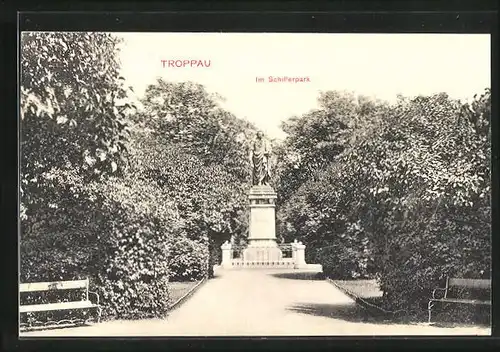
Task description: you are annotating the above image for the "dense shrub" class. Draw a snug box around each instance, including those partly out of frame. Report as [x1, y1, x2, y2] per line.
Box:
[276, 90, 491, 318]
[20, 131, 183, 320]
[361, 92, 491, 313]
[96, 216, 171, 319]
[20, 169, 111, 285]
[85, 148, 184, 319]
[280, 182, 375, 279]
[311, 244, 375, 280]
[20, 32, 252, 322]
[278, 176, 377, 280]
[276, 92, 386, 279]
[168, 237, 209, 282]
[138, 81, 257, 277]
[20, 179, 178, 320]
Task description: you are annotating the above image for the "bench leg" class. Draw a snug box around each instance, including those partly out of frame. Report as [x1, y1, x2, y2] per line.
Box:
[428, 301, 434, 324]
[97, 307, 102, 323]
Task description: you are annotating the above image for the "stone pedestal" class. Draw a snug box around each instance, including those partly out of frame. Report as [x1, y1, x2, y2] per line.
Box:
[292, 241, 307, 269]
[243, 185, 282, 262]
[247, 185, 278, 245]
[217, 184, 323, 271]
[221, 241, 233, 269]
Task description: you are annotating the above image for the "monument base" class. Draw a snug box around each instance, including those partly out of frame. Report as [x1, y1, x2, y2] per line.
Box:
[220, 240, 323, 271]
[218, 182, 322, 270]
[248, 185, 278, 243]
[246, 239, 278, 247]
[242, 246, 283, 262]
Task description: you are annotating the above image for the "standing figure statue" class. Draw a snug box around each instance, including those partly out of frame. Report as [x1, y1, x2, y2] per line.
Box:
[250, 131, 272, 186]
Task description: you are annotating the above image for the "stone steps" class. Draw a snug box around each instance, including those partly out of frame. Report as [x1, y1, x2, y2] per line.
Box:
[230, 260, 296, 269]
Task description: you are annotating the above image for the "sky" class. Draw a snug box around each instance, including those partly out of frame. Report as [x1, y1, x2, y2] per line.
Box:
[117, 33, 491, 140]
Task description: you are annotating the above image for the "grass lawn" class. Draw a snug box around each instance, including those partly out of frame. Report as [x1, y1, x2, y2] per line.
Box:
[332, 279, 490, 327]
[331, 279, 388, 317]
[168, 281, 201, 307]
[332, 279, 415, 322]
[333, 279, 383, 300]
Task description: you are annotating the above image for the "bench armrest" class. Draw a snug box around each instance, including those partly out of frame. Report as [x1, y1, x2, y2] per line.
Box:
[432, 287, 447, 299]
[88, 290, 100, 306]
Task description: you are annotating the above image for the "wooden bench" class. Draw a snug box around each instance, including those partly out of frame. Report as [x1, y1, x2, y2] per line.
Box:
[428, 277, 491, 324]
[20, 278, 102, 330]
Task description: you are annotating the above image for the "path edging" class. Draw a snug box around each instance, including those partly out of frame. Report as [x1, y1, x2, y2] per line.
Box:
[326, 278, 389, 318]
[167, 276, 208, 312]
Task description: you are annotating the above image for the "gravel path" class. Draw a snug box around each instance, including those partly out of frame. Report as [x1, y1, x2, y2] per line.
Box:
[21, 268, 490, 337]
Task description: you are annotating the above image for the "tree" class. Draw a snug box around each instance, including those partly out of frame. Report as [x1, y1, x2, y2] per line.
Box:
[20, 32, 134, 221]
[19, 32, 176, 319]
[138, 79, 258, 277]
[140, 79, 254, 178]
[357, 91, 491, 313]
[276, 89, 491, 315]
[276, 91, 388, 205]
[20, 30, 134, 253]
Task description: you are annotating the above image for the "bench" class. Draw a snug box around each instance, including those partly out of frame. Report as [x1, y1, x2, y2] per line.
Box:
[20, 278, 102, 330]
[428, 277, 491, 324]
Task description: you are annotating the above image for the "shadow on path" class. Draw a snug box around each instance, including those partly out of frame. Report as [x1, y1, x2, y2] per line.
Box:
[270, 272, 324, 280]
[287, 302, 391, 324]
[288, 303, 487, 329]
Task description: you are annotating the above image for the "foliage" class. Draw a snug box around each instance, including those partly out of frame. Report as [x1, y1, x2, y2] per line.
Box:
[96, 214, 171, 319]
[20, 175, 106, 283]
[20, 157, 181, 319]
[276, 91, 388, 278]
[20, 32, 134, 211]
[277, 162, 377, 279]
[20, 32, 175, 320]
[140, 78, 254, 180]
[275, 91, 388, 205]
[20, 31, 134, 284]
[363, 91, 492, 312]
[168, 237, 210, 282]
[20, 31, 133, 284]
[138, 79, 258, 276]
[276, 89, 491, 314]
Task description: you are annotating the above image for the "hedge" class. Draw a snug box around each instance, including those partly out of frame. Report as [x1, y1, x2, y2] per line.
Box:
[168, 236, 209, 282]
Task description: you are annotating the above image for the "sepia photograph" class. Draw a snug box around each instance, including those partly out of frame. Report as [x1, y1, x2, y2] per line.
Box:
[19, 31, 491, 336]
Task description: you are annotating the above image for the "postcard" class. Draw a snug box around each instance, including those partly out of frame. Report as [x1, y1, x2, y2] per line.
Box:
[19, 31, 491, 337]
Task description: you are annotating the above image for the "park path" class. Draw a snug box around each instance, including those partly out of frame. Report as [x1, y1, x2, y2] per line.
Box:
[21, 268, 490, 336]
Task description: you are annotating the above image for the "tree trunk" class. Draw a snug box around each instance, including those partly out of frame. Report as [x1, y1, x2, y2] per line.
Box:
[208, 237, 224, 278]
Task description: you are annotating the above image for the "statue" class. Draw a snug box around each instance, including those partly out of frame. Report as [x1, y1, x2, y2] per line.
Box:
[250, 131, 272, 186]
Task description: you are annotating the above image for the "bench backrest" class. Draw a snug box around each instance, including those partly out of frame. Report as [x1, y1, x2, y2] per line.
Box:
[448, 278, 491, 290]
[20, 279, 89, 293]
